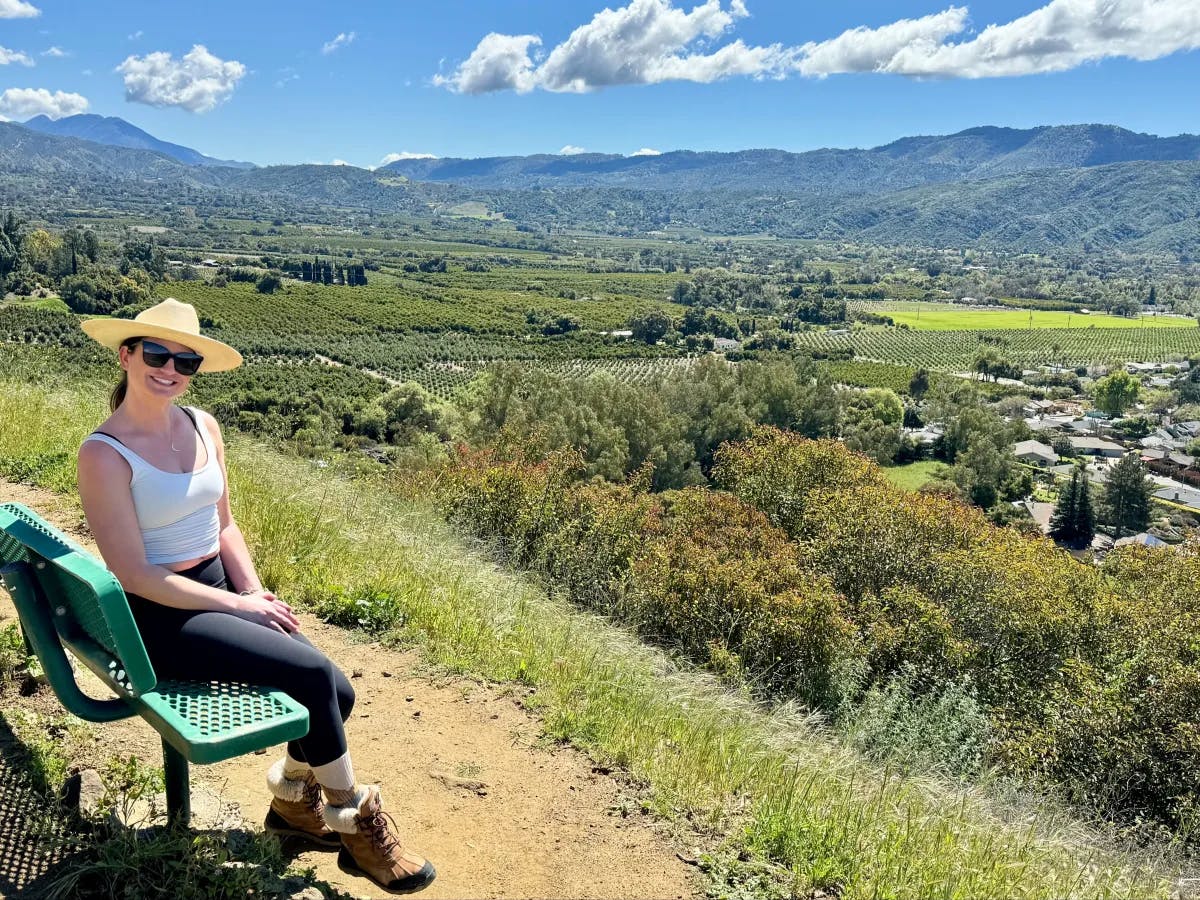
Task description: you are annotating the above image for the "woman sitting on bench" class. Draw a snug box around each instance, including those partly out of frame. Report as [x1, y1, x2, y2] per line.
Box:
[76, 299, 435, 895]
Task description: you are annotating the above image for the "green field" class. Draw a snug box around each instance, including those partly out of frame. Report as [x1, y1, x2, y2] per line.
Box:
[871, 303, 1195, 331]
[882, 460, 948, 490]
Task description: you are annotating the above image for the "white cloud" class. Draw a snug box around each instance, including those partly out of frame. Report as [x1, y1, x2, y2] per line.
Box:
[559, 144, 587, 155]
[630, 147, 662, 155]
[795, 8, 968, 76]
[321, 31, 356, 55]
[331, 158, 350, 166]
[0, 87, 87, 120]
[0, 0, 39, 19]
[378, 151, 438, 166]
[433, 32, 541, 93]
[0, 46, 33, 66]
[128, 30, 143, 41]
[435, 0, 1200, 92]
[41, 45, 66, 58]
[535, 0, 776, 92]
[117, 44, 246, 113]
[879, 0, 1200, 78]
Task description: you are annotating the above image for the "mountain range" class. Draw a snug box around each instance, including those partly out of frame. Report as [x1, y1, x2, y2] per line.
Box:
[21, 114, 254, 169]
[1, 117, 1198, 256]
[381, 125, 1200, 194]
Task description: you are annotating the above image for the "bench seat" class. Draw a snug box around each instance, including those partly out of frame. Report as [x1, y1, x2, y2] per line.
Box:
[0, 500, 310, 825]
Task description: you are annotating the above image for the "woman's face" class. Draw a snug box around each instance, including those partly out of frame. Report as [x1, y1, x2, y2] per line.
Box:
[119, 337, 198, 402]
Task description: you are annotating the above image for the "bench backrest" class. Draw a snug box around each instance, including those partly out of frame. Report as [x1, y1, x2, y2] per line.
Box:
[0, 502, 156, 698]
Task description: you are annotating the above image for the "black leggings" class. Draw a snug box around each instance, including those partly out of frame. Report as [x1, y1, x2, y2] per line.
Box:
[127, 555, 355, 767]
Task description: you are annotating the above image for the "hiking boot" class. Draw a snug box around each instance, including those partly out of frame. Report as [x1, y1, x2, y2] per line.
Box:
[264, 759, 341, 849]
[323, 785, 436, 894]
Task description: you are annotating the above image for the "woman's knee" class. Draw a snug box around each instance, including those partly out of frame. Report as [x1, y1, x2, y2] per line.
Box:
[335, 675, 356, 721]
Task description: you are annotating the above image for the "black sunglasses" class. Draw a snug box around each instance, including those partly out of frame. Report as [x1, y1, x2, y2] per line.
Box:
[138, 339, 204, 376]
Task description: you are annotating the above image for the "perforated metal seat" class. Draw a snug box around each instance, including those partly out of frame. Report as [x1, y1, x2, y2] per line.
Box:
[137, 679, 307, 765]
[0, 501, 310, 824]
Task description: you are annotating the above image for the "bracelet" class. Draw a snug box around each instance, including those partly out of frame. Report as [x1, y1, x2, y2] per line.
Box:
[239, 587, 263, 596]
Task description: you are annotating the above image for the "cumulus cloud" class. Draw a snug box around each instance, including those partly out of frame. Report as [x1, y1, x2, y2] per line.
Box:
[322, 31, 356, 55]
[0, 0, 38, 18]
[0, 46, 33, 66]
[795, 8, 968, 76]
[559, 144, 587, 155]
[41, 45, 66, 58]
[117, 44, 246, 112]
[378, 151, 438, 166]
[435, 0, 1200, 93]
[630, 147, 662, 155]
[331, 158, 350, 166]
[0, 87, 87, 120]
[433, 32, 541, 93]
[880, 0, 1200, 78]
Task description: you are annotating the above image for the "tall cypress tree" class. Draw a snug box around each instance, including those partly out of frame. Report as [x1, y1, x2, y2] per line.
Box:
[1075, 472, 1096, 546]
[1105, 453, 1154, 538]
[1050, 467, 1079, 544]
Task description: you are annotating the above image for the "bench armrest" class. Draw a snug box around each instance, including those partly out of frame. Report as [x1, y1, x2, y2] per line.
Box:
[1, 561, 137, 723]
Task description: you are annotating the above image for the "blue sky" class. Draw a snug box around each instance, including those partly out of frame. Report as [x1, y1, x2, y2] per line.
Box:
[0, 0, 1196, 167]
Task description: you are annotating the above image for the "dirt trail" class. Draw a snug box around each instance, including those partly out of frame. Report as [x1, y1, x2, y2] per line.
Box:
[0, 480, 697, 900]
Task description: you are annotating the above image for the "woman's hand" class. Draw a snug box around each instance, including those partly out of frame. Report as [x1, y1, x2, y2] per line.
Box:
[231, 590, 300, 634]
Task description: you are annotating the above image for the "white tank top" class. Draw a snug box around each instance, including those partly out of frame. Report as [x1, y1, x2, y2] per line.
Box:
[81, 407, 224, 565]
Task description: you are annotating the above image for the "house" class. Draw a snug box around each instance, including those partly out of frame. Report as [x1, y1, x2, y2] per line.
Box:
[1141, 448, 1168, 462]
[1166, 452, 1196, 470]
[1114, 532, 1167, 549]
[1025, 415, 1073, 434]
[1023, 399, 1055, 416]
[713, 338, 742, 352]
[1154, 485, 1200, 510]
[1013, 440, 1059, 467]
[1069, 436, 1126, 458]
[1021, 500, 1055, 534]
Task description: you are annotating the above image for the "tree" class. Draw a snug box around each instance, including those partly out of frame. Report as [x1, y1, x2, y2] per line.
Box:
[1104, 453, 1155, 538]
[628, 309, 674, 345]
[908, 368, 930, 399]
[1050, 464, 1096, 548]
[1092, 370, 1140, 417]
[256, 272, 282, 294]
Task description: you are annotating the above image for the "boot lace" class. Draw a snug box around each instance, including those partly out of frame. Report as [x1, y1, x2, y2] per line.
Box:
[302, 776, 324, 817]
[361, 807, 403, 861]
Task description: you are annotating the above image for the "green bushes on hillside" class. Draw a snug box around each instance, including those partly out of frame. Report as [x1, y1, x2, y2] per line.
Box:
[438, 426, 1200, 835]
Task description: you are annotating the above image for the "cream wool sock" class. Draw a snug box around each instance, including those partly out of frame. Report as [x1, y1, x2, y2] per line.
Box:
[311, 752, 357, 807]
[282, 751, 309, 779]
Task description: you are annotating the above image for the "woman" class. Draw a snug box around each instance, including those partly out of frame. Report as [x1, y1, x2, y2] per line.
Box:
[77, 298, 435, 895]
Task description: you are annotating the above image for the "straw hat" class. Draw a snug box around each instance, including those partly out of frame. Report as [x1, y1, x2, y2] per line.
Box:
[81, 298, 243, 372]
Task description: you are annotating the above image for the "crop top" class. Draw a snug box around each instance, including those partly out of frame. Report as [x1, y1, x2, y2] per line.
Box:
[81, 407, 224, 565]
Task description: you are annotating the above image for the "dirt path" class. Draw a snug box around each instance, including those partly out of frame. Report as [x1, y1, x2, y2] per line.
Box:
[0, 480, 698, 900]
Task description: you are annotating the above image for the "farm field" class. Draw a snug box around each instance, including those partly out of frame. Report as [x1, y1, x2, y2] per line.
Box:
[794, 326, 1200, 371]
[854, 301, 1196, 331]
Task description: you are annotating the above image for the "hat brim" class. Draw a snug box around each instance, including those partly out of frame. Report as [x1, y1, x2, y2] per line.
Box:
[81, 318, 243, 373]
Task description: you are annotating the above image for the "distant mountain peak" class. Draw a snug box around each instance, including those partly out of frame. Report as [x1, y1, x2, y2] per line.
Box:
[21, 113, 254, 169]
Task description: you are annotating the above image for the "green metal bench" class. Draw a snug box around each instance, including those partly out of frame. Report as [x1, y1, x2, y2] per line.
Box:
[0, 501, 308, 828]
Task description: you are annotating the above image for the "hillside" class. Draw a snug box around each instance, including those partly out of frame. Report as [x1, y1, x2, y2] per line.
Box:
[383, 124, 1200, 194]
[2, 120, 1199, 255]
[22, 114, 255, 169]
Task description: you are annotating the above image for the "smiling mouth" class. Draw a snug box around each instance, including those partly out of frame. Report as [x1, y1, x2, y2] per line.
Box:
[150, 375, 178, 387]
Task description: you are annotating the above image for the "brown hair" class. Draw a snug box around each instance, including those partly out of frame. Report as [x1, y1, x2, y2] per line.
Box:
[109, 337, 142, 411]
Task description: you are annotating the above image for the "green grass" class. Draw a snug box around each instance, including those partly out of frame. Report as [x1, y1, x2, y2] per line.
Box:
[882, 460, 948, 491]
[0, 374, 1189, 898]
[869, 302, 1195, 331]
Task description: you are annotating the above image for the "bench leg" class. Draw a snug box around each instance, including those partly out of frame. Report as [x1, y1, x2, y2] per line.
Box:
[162, 738, 191, 829]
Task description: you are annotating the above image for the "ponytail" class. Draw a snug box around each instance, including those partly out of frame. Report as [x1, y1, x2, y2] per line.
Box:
[110, 337, 142, 411]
